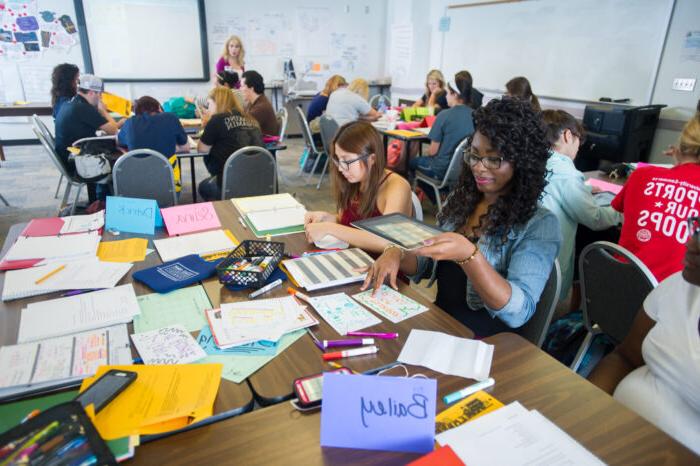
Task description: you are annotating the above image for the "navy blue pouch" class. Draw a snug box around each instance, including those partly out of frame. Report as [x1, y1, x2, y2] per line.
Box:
[133, 254, 217, 293]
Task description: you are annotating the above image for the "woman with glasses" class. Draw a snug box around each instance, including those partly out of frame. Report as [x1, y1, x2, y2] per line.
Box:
[362, 98, 561, 337]
[304, 121, 412, 250]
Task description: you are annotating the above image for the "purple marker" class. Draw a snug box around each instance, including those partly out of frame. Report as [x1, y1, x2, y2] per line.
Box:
[323, 338, 375, 349]
[346, 331, 398, 339]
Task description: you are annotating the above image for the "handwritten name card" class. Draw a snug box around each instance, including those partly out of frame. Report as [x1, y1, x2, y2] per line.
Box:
[161, 202, 221, 236]
[106, 196, 163, 235]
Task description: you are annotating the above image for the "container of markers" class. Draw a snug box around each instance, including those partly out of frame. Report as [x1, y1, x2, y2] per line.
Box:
[216, 240, 285, 289]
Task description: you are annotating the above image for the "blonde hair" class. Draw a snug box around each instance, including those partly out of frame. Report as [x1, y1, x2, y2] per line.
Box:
[221, 35, 245, 67]
[322, 75, 347, 96]
[679, 113, 700, 157]
[348, 79, 369, 101]
[208, 86, 244, 115]
[424, 69, 446, 97]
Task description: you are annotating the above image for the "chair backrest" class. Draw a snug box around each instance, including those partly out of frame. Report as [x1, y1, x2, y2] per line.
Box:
[318, 114, 339, 156]
[32, 126, 76, 180]
[369, 94, 391, 110]
[294, 105, 322, 154]
[518, 259, 561, 347]
[32, 114, 54, 146]
[221, 146, 277, 200]
[112, 149, 177, 208]
[276, 107, 288, 142]
[437, 136, 469, 188]
[411, 191, 423, 221]
[579, 241, 658, 343]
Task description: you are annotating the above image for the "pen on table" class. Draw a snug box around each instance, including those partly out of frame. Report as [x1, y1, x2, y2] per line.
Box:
[443, 377, 496, 405]
[61, 288, 103, 297]
[346, 331, 398, 339]
[322, 345, 378, 361]
[287, 287, 311, 304]
[327, 361, 359, 374]
[322, 338, 374, 348]
[248, 278, 283, 299]
[21, 409, 41, 423]
[35, 264, 66, 285]
[306, 328, 324, 351]
[237, 216, 247, 229]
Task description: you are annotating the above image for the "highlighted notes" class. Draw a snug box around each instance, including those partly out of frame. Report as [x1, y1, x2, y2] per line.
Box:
[161, 202, 221, 236]
[105, 196, 163, 235]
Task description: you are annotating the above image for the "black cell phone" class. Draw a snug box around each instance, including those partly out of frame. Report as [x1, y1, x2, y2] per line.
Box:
[75, 370, 137, 413]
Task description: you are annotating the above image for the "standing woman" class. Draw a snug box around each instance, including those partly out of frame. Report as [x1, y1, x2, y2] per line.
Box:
[363, 98, 561, 337]
[413, 69, 448, 113]
[505, 76, 541, 112]
[215, 35, 245, 88]
[50, 63, 79, 119]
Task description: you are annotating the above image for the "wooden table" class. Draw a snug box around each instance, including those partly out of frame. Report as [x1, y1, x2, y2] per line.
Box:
[0, 103, 53, 161]
[375, 127, 430, 176]
[130, 332, 697, 465]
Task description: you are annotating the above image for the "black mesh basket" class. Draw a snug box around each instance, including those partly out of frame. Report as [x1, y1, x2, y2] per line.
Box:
[216, 240, 285, 289]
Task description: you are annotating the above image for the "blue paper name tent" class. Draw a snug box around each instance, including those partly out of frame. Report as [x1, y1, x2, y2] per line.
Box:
[320, 373, 437, 454]
[105, 196, 163, 235]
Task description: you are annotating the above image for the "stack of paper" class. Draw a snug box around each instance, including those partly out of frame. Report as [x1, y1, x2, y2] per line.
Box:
[153, 229, 237, 262]
[2, 259, 133, 301]
[232, 193, 307, 237]
[0, 231, 101, 270]
[282, 248, 374, 291]
[0, 324, 131, 401]
[205, 296, 318, 349]
[21, 211, 105, 237]
[17, 284, 141, 343]
[308, 293, 381, 335]
[436, 402, 605, 465]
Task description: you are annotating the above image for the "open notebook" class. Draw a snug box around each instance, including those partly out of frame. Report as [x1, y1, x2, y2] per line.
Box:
[232, 193, 307, 237]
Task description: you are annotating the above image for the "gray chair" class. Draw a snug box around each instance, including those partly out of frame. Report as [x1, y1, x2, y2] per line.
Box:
[411, 191, 423, 221]
[31, 115, 63, 199]
[518, 259, 561, 348]
[294, 105, 325, 177]
[316, 115, 339, 189]
[221, 146, 277, 200]
[571, 241, 658, 372]
[413, 136, 469, 212]
[112, 149, 177, 208]
[276, 107, 288, 143]
[369, 94, 391, 110]
[32, 126, 86, 215]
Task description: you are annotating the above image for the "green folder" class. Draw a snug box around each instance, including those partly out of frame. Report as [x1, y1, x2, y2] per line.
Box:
[242, 214, 304, 238]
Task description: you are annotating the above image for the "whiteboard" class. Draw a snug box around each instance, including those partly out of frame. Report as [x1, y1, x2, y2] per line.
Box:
[76, 0, 208, 81]
[441, 0, 674, 104]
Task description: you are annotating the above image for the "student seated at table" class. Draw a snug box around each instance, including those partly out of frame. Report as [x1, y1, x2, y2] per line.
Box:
[540, 109, 621, 302]
[215, 35, 245, 89]
[362, 97, 561, 337]
[611, 112, 700, 282]
[117, 96, 189, 193]
[196, 87, 263, 201]
[588, 233, 700, 455]
[304, 121, 412, 251]
[412, 69, 448, 113]
[410, 71, 476, 182]
[325, 78, 380, 126]
[51, 63, 79, 120]
[240, 70, 279, 137]
[506, 76, 541, 112]
[307, 75, 347, 124]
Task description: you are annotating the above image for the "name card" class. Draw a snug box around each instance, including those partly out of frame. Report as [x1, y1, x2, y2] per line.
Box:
[161, 202, 221, 236]
[320, 373, 437, 453]
[106, 196, 162, 235]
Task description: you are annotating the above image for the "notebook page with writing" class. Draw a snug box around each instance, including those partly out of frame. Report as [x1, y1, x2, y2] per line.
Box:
[2, 232, 100, 261]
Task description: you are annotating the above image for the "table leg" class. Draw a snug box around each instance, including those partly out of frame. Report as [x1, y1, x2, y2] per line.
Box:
[190, 158, 197, 203]
[402, 139, 410, 178]
[0, 141, 5, 162]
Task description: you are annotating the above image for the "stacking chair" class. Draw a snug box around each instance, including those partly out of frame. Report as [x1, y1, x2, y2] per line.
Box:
[112, 149, 178, 208]
[31, 115, 63, 199]
[276, 107, 288, 143]
[570, 241, 658, 372]
[518, 260, 561, 347]
[369, 94, 391, 110]
[413, 136, 469, 213]
[294, 105, 325, 177]
[316, 115, 339, 189]
[221, 146, 276, 200]
[411, 191, 423, 221]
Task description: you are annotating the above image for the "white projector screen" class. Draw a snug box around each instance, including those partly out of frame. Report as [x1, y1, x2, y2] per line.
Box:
[75, 0, 209, 81]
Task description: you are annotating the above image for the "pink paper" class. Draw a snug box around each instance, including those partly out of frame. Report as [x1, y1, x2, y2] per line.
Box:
[586, 178, 623, 195]
[160, 202, 222, 236]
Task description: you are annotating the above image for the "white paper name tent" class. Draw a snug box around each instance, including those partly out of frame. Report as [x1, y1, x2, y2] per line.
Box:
[282, 249, 374, 291]
[353, 285, 428, 323]
[436, 402, 605, 465]
[309, 293, 381, 336]
[232, 193, 307, 237]
[130, 325, 206, 365]
[153, 229, 237, 262]
[1, 232, 100, 263]
[398, 329, 493, 381]
[0, 325, 131, 400]
[160, 202, 221, 237]
[351, 213, 443, 250]
[17, 284, 141, 343]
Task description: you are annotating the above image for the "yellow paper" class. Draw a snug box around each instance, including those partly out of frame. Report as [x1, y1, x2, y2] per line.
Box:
[97, 238, 148, 263]
[101, 92, 132, 117]
[385, 129, 424, 138]
[79, 364, 222, 440]
[435, 390, 504, 434]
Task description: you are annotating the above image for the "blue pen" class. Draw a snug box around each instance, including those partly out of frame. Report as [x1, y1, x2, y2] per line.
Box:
[53, 436, 87, 457]
[69, 453, 97, 466]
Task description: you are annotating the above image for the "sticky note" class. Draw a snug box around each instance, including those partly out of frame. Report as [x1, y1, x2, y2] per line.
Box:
[160, 202, 221, 236]
[106, 196, 161, 235]
[97, 238, 148, 263]
[320, 373, 437, 453]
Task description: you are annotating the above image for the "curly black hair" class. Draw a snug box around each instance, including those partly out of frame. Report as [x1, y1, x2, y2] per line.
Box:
[50, 63, 79, 107]
[438, 97, 550, 239]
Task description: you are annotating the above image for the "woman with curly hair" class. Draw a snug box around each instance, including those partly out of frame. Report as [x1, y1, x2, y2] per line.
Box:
[50, 63, 79, 119]
[361, 97, 561, 336]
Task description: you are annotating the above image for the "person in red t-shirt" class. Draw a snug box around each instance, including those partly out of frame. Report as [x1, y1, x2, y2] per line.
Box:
[612, 113, 700, 281]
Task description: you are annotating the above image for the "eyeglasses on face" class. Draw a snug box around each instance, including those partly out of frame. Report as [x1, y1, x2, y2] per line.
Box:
[463, 151, 505, 170]
[688, 216, 700, 238]
[332, 154, 370, 171]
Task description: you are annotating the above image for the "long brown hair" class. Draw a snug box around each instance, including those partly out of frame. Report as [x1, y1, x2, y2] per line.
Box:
[331, 121, 387, 219]
[506, 76, 541, 112]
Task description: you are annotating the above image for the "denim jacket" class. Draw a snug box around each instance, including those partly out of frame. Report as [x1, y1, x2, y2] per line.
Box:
[408, 206, 561, 328]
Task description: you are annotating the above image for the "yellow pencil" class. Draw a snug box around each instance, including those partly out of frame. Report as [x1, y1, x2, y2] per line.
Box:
[35, 264, 66, 285]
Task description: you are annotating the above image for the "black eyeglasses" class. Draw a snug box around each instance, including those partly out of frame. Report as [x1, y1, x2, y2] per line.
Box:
[688, 216, 700, 238]
[463, 151, 505, 170]
[332, 154, 370, 171]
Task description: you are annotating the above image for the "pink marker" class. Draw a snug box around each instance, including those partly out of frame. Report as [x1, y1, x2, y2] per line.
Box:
[346, 331, 398, 339]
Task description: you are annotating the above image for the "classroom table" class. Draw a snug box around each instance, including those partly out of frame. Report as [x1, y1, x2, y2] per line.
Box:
[0, 103, 53, 161]
[374, 126, 430, 177]
[129, 332, 697, 465]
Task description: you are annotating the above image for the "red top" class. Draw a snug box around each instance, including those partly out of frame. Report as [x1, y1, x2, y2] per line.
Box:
[339, 172, 393, 226]
[611, 163, 700, 282]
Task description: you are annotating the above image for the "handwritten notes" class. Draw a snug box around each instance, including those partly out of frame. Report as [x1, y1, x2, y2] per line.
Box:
[106, 196, 162, 235]
[309, 293, 381, 335]
[161, 202, 221, 236]
[320, 373, 437, 453]
[97, 238, 148, 263]
[353, 285, 428, 323]
[130, 325, 206, 365]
